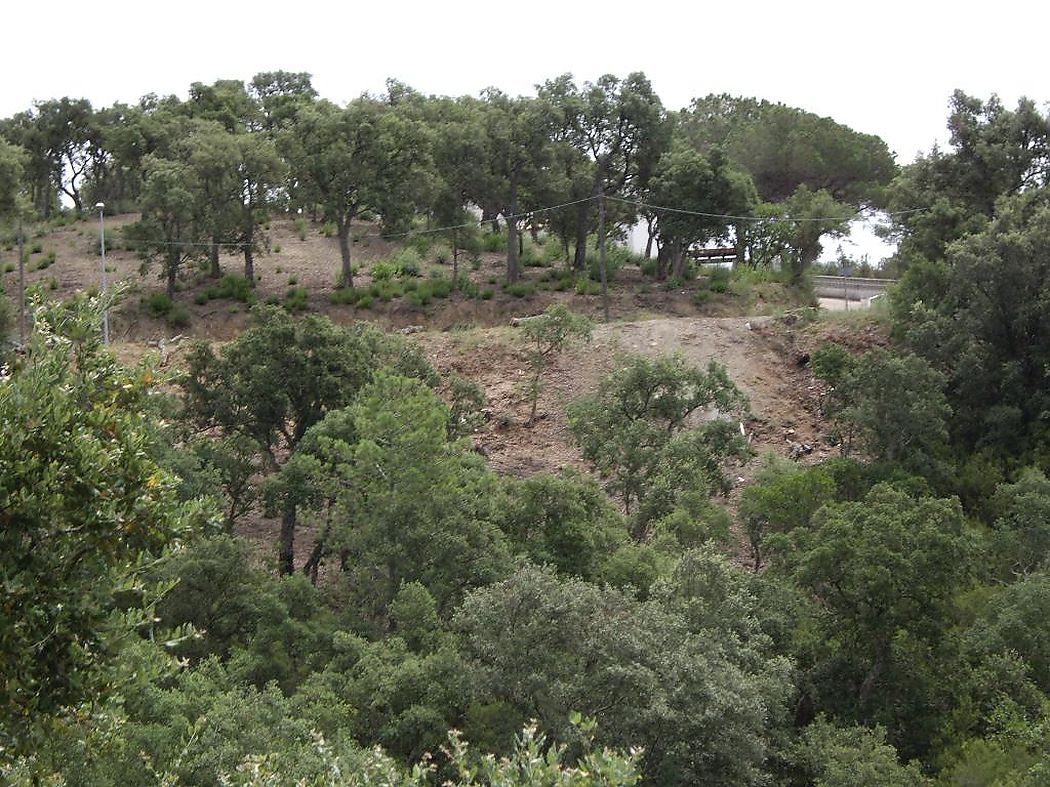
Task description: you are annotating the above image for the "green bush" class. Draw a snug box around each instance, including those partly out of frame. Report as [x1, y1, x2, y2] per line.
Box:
[329, 288, 358, 305]
[3, 262, 14, 273]
[355, 294, 373, 309]
[320, 221, 336, 238]
[29, 242, 42, 254]
[370, 259, 396, 281]
[200, 274, 256, 305]
[284, 286, 309, 312]
[481, 288, 495, 300]
[144, 292, 173, 316]
[575, 278, 602, 296]
[706, 266, 732, 294]
[504, 281, 536, 298]
[294, 217, 308, 241]
[393, 247, 423, 277]
[481, 230, 507, 253]
[287, 276, 297, 286]
[273, 244, 282, 253]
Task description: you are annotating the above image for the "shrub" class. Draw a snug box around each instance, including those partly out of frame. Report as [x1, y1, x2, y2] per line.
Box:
[30, 242, 42, 254]
[3, 262, 14, 273]
[504, 281, 536, 298]
[284, 286, 309, 312]
[392, 247, 423, 277]
[320, 222, 336, 238]
[329, 288, 358, 305]
[294, 218, 308, 241]
[199, 274, 256, 305]
[273, 244, 282, 253]
[287, 276, 297, 286]
[370, 259, 396, 281]
[144, 292, 173, 316]
[481, 230, 507, 253]
[706, 266, 732, 294]
[575, 278, 601, 296]
[355, 294, 373, 310]
[481, 288, 495, 300]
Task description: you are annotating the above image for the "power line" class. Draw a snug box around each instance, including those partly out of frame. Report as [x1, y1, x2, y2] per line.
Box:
[99, 196, 928, 250]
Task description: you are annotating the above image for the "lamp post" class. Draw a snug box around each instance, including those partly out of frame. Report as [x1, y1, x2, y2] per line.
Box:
[95, 202, 109, 344]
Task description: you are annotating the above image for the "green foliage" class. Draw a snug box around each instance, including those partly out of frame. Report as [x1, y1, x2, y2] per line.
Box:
[892, 190, 1050, 463]
[199, 273, 256, 305]
[0, 295, 213, 755]
[739, 455, 836, 569]
[568, 354, 749, 535]
[284, 286, 308, 312]
[144, 291, 174, 316]
[787, 718, 929, 786]
[454, 558, 791, 786]
[520, 304, 592, 424]
[497, 472, 627, 580]
[813, 345, 951, 476]
[503, 280, 535, 298]
[772, 484, 973, 755]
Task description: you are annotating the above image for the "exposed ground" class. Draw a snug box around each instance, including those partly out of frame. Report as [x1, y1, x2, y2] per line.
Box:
[2, 213, 889, 564]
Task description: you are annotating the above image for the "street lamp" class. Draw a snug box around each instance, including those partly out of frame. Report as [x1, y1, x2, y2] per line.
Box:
[95, 202, 109, 344]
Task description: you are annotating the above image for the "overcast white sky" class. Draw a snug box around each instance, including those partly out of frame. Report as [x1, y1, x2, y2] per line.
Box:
[4, 0, 1047, 262]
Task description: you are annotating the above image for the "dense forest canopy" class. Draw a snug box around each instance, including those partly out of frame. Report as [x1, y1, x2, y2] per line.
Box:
[3, 73, 1050, 785]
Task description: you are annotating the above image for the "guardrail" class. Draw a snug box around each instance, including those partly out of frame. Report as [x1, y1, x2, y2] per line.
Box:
[813, 275, 897, 302]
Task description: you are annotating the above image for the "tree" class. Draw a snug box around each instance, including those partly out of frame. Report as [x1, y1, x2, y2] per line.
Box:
[0, 137, 26, 215]
[319, 373, 512, 619]
[538, 73, 669, 313]
[886, 91, 1050, 263]
[496, 471, 627, 580]
[454, 557, 791, 786]
[567, 354, 748, 536]
[739, 456, 836, 570]
[282, 98, 430, 288]
[773, 484, 973, 754]
[812, 345, 951, 474]
[479, 92, 554, 283]
[0, 295, 212, 756]
[127, 153, 201, 298]
[680, 94, 896, 206]
[786, 718, 929, 786]
[647, 142, 755, 279]
[182, 309, 424, 574]
[520, 305, 592, 424]
[249, 70, 318, 131]
[891, 189, 1050, 461]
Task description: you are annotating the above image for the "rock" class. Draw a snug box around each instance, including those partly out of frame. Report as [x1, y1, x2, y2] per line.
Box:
[399, 325, 424, 335]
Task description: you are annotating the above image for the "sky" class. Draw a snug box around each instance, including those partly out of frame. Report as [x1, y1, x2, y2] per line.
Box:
[4, 0, 1047, 262]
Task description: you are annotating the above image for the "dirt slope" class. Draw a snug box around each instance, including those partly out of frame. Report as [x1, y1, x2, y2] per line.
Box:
[421, 313, 828, 480]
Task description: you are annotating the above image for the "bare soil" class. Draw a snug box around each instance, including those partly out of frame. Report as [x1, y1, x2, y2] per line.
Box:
[4, 213, 877, 566]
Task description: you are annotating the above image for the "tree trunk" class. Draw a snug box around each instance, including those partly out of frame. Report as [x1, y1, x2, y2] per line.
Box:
[336, 215, 354, 288]
[243, 245, 255, 283]
[279, 501, 297, 576]
[481, 208, 500, 233]
[598, 190, 609, 322]
[243, 221, 256, 283]
[506, 173, 520, 283]
[166, 251, 178, 298]
[656, 243, 670, 281]
[209, 238, 221, 278]
[573, 201, 589, 271]
[671, 243, 686, 280]
[645, 216, 656, 259]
